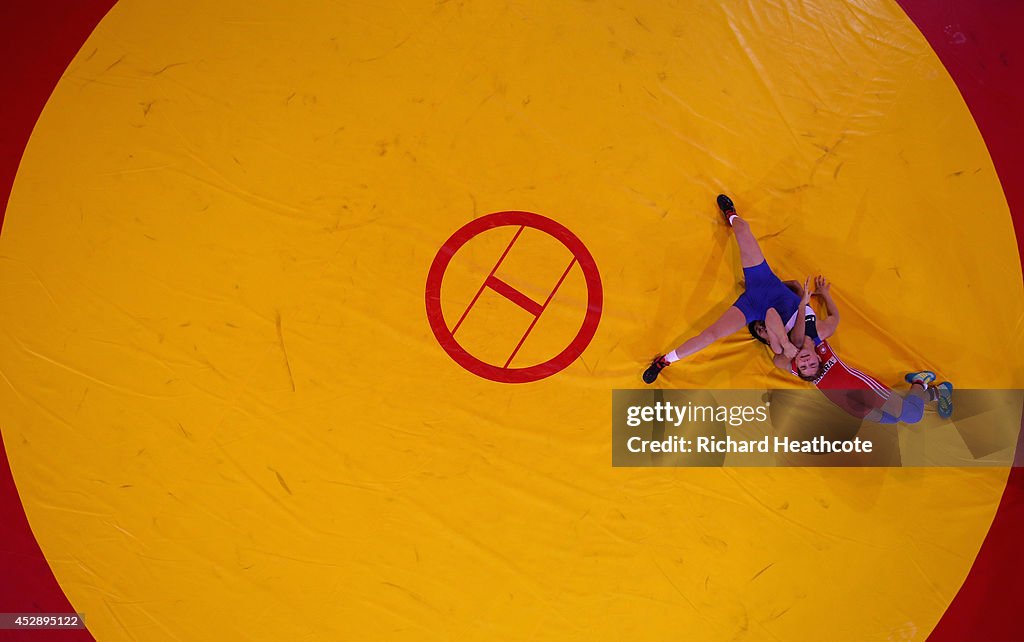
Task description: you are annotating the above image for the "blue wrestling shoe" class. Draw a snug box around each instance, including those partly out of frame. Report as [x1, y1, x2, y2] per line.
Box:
[935, 382, 954, 419]
[904, 370, 936, 386]
[716, 194, 737, 225]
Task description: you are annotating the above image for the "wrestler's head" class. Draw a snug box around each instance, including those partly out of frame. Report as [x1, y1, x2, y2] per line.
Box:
[748, 320, 769, 344]
[793, 347, 823, 381]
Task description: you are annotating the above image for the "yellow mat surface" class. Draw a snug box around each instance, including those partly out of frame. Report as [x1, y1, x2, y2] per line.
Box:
[2, 0, 1022, 639]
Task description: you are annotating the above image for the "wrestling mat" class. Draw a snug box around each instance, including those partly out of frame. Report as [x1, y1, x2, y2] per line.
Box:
[1, 0, 1022, 639]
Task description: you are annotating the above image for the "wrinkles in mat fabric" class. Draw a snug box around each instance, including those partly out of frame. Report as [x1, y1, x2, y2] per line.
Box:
[0, 1, 1022, 640]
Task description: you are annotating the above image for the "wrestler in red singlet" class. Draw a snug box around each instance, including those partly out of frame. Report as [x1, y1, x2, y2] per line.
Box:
[791, 340, 892, 418]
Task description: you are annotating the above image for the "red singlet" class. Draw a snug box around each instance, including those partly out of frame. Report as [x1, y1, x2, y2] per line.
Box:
[793, 341, 891, 418]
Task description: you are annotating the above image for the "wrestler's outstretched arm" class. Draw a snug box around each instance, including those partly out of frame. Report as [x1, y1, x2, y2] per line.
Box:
[813, 276, 839, 340]
[765, 308, 801, 357]
[787, 277, 813, 347]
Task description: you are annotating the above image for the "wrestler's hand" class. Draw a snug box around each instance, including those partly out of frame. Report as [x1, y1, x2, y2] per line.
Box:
[782, 341, 798, 359]
[800, 277, 812, 306]
[814, 275, 831, 296]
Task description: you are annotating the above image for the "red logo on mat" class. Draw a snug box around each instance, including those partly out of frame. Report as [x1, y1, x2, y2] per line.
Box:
[425, 211, 603, 383]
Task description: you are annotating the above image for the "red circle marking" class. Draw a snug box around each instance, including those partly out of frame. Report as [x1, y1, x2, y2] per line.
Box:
[425, 211, 603, 383]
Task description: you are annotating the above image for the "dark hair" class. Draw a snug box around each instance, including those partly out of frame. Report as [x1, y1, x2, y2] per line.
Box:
[748, 321, 768, 345]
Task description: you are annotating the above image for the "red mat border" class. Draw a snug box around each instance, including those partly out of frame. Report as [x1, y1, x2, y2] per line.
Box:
[895, 1, 1024, 639]
[0, 1, 1021, 639]
[0, 3, 117, 640]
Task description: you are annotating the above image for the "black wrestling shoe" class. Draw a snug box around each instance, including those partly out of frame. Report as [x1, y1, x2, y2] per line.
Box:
[643, 355, 670, 384]
[716, 194, 736, 225]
